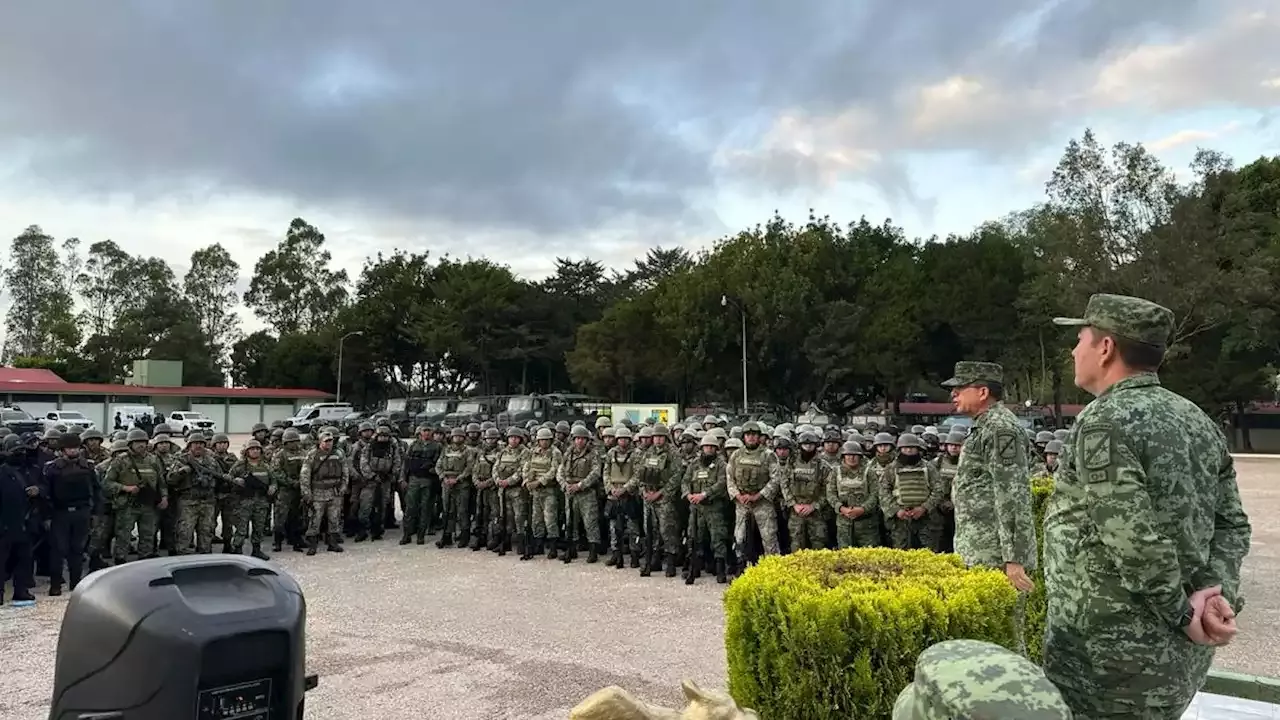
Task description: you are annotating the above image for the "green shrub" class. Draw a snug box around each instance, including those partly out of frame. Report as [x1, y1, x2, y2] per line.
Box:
[1027, 476, 1055, 663]
[724, 548, 1019, 720]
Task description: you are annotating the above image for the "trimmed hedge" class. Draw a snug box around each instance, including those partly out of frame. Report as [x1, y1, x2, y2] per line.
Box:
[724, 548, 1019, 719]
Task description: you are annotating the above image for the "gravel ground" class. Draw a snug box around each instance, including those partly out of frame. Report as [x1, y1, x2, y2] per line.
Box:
[2, 455, 1278, 719]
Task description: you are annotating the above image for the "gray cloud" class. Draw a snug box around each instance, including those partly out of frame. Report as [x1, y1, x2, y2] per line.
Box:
[0, 0, 1246, 241]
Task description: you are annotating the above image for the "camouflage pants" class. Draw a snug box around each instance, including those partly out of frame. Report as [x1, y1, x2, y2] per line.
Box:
[689, 502, 730, 559]
[306, 491, 343, 538]
[273, 486, 302, 543]
[604, 494, 639, 552]
[835, 515, 882, 548]
[502, 485, 528, 540]
[176, 495, 217, 554]
[440, 476, 471, 538]
[216, 494, 239, 544]
[787, 509, 829, 550]
[640, 498, 679, 555]
[357, 478, 390, 535]
[402, 475, 433, 539]
[531, 485, 559, 540]
[471, 484, 499, 536]
[232, 497, 271, 549]
[88, 507, 114, 558]
[111, 502, 158, 563]
[158, 497, 179, 553]
[888, 514, 940, 550]
[1053, 683, 1188, 720]
[733, 500, 781, 555]
[564, 487, 602, 546]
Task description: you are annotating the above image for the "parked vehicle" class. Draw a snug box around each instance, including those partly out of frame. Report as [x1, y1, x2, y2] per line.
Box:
[285, 402, 355, 434]
[167, 410, 218, 436]
[41, 410, 96, 432]
[443, 396, 505, 426]
[412, 397, 459, 429]
[2, 406, 44, 436]
[496, 393, 612, 427]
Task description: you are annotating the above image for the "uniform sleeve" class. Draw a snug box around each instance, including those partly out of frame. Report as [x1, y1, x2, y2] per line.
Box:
[153, 458, 169, 500]
[705, 461, 728, 501]
[39, 462, 55, 500]
[825, 466, 841, 510]
[1193, 449, 1252, 611]
[1082, 419, 1187, 628]
[922, 462, 942, 512]
[815, 463, 831, 511]
[582, 449, 602, 489]
[879, 466, 902, 519]
[725, 455, 741, 498]
[547, 448, 564, 484]
[300, 452, 313, 495]
[458, 448, 475, 482]
[661, 453, 682, 499]
[862, 465, 880, 514]
[622, 455, 640, 494]
[779, 464, 796, 507]
[760, 455, 781, 501]
[102, 457, 123, 496]
[991, 424, 1037, 567]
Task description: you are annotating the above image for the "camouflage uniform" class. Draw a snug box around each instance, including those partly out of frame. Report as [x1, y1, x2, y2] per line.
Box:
[300, 436, 349, 553]
[780, 433, 831, 550]
[827, 442, 881, 548]
[270, 431, 309, 552]
[402, 429, 442, 543]
[151, 435, 181, 555]
[228, 441, 278, 559]
[434, 430, 475, 546]
[492, 432, 529, 557]
[355, 426, 403, 541]
[878, 434, 943, 550]
[892, 639, 1071, 719]
[1044, 295, 1252, 718]
[557, 428, 602, 563]
[522, 429, 563, 555]
[101, 431, 167, 564]
[634, 424, 682, 575]
[931, 435, 963, 553]
[88, 437, 128, 568]
[726, 443, 781, 556]
[210, 434, 239, 550]
[601, 438, 642, 567]
[682, 433, 730, 584]
[169, 433, 223, 555]
[470, 431, 502, 550]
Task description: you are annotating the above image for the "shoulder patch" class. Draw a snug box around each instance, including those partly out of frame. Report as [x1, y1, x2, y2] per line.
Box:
[1080, 425, 1113, 471]
[995, 430, 1019, 462]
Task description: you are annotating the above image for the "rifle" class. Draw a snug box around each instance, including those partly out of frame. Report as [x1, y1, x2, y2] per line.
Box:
[685, 501, 701, 584]
[562, 482, 575, 563]
[640, 496, 656, 576]
[494, 478, 507, 556]
[743, 496, 760, 572]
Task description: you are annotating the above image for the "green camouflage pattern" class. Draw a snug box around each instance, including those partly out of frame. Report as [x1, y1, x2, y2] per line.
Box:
[941, 360, 1004, 388]
[892, 639, 1071, 719]
[1043, 371, 1252, 716]
[1052, 293, 1175, 347]
[952, 402, 1036, 569]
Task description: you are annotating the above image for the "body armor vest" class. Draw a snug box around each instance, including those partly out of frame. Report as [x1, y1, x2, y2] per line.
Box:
[495, 449, 522, 480]
[687, 460, 717, 494]
[311, 452, 344, 491]
[894, 464, 930, 508]
[441, 445, 469, 476]
[638, 448, 670, 489]
[731, 448, 770, 493]
[834, 464, 868, 502]
[475, 449, 498, 480]
[789, 458, 823, 502]
[527, 449, 553, 480]
[606, 450, 636, 488]
[366, 443, 395, 475]
[564, 449, 595, 481]
[278, 449, 306, 486]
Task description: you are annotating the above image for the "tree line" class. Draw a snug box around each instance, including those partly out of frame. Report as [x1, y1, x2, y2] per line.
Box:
[2, 130, 1277, 427]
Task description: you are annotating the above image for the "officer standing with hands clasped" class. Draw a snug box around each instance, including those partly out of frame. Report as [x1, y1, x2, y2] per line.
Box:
[41, 432, 100, 595]
[1044, 293, 1252, 719]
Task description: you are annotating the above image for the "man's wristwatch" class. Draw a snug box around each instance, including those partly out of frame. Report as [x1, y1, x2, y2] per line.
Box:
[1178, 601, 1195, 630]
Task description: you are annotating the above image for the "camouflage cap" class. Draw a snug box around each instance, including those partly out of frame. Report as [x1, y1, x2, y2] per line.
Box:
[941, 361, 1004, 388]
[1052, 292, 1174, 348]
[892, 639, 1071, 720]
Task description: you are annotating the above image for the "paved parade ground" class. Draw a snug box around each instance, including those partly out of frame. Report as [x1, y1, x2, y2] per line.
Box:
[2, 455, 1279, 719]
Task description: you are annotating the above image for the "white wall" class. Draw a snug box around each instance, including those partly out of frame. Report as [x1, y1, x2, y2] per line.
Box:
[191, 402, 229, 432]
[151, 396, 186, 417]
[262, 404, 296, 425]
[228, 405, 264, 433]
[22, 401, 59, 419]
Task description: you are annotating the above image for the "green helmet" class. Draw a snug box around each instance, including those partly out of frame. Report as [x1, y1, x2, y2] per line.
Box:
[110, 439, 129, 454]
[896, 433, 925, 449]
[251, 422, 269, 434]
[1044, 440, 1064, 455]
[186, 431, 208, 444]
[1034, 431, 1054, 444]
[570, 425, 591, 439]
[535, 427, 554, 441]
[81, 428, 105, 442]
[212, 433, 231, 445]
[283, 429, 301, 443]
[125, 428, 149, 443]
[244, 439, 263, 451]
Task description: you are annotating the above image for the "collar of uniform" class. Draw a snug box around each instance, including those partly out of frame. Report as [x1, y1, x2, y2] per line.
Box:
[971, 401, 1003, 429]
[1097, 371, 1161, 399]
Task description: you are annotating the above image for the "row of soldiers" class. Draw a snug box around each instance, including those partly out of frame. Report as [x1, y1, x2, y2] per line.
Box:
[339, 414, 1068, 586]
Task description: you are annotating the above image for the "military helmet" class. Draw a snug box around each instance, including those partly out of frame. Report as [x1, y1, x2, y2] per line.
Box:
[910, 424, 926, 435]
[60, 433, 83, 450]
[375, 424, 393, 436]
[619, 417, 635, 429]
[1044, 440, 1064, 455]
[651, 423, 670, 437]
[322, 425, 341, 437]
[741, 421, 761, 434]
[725, 437, 744, 450]
[637, 425, 653, 438]
[525, 420, 538, 430]
[778, 422, 795, 434]
[318, 431, 336, 442]
[186, 431, 207, 444]
[602, 426, 617, 438]
[614, 426, 633, 439]
[481, 421, 496, 431]
[729, 426, 742, 439]
[570, 425, 591, 439]
[81, 428, 105, 442]
[840, 441, 864, 457]
[3, 434, 21, 452]
[555, 421, 571, 434]
[483, 427, 501, 440]
[244, 439, 263, 451]
[873, 432, 895, 446]
[594, 415, 611, 428]
[283, 429, 301, 443]
[358, 421, 374, 432]
[773, 436, 793, 450]
[823, 429, 842, 443]
[535, 427, 554, 441]
[1052, 428, 1069, 441]
[212, 432, 230, 445]
[505, 426, 523, 438]
[671, 422, 685, 435]
[42, 428, 61, 441]
[709, 427, 727, 441]
[938, 424, 952, 435]
[416, 424, 430, 435]
[110, 439, 129, 454]
[466, 422, 482, 434]
[772, 427, 791, 440]
[111, 430, 128, 442]
[944, 430, 967, 445]
[150, 433, 172, 446]
[797, 431, 821, 446]
[699, 432, 720, 448]
[270, 427, 284, 439]
[896, 433, 925, 449]
[270, 419, 286, 429]
[125, 428, 149, 443]
[1034, 430, 1054, 444]
[450, 426, 466, 438]
[251, 422, 268, 434]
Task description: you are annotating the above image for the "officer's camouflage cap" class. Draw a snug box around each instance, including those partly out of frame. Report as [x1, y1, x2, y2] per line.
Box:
[892, 639, 1071, 720]
[1052, 292, 1174, 348]
[941, 361, 1004, 388]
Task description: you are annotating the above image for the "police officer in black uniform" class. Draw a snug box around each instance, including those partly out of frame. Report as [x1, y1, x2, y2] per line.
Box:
[41, 432, 100, 595]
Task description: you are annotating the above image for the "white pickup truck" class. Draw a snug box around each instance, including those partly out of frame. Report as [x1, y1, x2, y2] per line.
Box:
[42, 410, 96, 432]
[168, 411, 218, 436]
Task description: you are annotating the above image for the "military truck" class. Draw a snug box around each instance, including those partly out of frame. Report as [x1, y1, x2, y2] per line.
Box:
[496, 393, 611, 427]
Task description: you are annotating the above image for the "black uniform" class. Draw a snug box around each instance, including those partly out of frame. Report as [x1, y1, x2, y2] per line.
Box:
[42, 453, 100, 592]
[0, 444, 38, 603]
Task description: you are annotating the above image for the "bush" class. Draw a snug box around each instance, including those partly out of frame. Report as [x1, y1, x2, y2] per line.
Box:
[724, 548, 1019, 720]
[1027, 476, 1055, 663]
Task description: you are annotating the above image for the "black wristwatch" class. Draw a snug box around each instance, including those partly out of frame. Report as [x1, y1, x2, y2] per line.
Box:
[1177, 600, 1195, 630]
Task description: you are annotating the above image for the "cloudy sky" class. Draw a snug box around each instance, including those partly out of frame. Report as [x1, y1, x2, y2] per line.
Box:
[1, 0, 1277, 312]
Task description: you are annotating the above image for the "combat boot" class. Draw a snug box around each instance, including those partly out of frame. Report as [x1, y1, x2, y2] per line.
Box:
[586, 543, 599, 564]
[354, 531, 368, 543]
[628, 550, 640, 569]
[416, 534, 426, 545]
[639, 545, 653, 577]
[292, 537, 308, 552]
[685, 553, 701, 585]
[517, 535, 531, 560]
[468, 534, 483, 551]
[546, 541, 558, 560]
[306, 536, 318, 556]
[272, 532, 284, 553]
[435, 533, 452, 549]
[326, 534, 344, 552]
[455, 533, 469, 549]
[664, 553, 677, 577]
[715, 559, 727, 584]
[561, 540, 572, 564]
[399, 535, 412, 545]
[607, 548, 621, 567]
[250, 544, 270, 561]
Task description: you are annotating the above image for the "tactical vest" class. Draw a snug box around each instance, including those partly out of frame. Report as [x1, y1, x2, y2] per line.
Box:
[834, 465, 867, 502]
[731, 448, 770, 493]
[440, 445, 469, 476]
[606, 450, 636, 489]
[789, 459, 823, 503]
[183, 455, 219, 496]
[311, 453, 344, 492]
[894, 464, 930, 508]
[124, 453, 162, 498]
[687, 460, 716, 494]
[527, 449, 553, 481]
[406, 442, 435, 475]
[638, 448, 670, 489]
[494, 449, 523, 481]
[937, 457, 959, 483]
[244, 461, 272, 497]
[564, 449, 595, 482]
[474, 449, 499, 481]
[278, 449, 306, 486]
[366, 444, 395, 475]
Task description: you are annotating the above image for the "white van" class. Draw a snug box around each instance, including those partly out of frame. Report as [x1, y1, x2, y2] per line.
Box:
[286, 403, 354, 433]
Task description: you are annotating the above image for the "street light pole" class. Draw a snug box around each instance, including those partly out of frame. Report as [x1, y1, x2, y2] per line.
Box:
[722, 295, 748, 414]
[336, 331, 363, 403]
